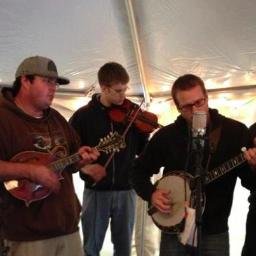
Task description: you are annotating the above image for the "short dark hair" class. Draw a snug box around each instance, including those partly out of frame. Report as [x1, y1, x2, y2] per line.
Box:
[171, 74, 207, 106]
[12, 75, 35, 97]
[98, 62, 129, 86]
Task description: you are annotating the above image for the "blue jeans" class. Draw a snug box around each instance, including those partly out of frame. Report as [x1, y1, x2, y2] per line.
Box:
[160, 231, 229, 256]
[81, 189, 136, 256]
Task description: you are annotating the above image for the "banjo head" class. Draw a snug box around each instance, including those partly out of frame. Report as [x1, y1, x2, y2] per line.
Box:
[151, 171, 192, 232]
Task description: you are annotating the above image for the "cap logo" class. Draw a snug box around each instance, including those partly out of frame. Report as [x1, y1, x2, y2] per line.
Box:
[48, 60, 57, 72]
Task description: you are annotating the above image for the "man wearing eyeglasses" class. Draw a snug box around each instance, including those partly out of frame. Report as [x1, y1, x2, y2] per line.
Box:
[70, 62, 148, 256]
[0, 56, 103, 256]
[131, 74, 256, 256]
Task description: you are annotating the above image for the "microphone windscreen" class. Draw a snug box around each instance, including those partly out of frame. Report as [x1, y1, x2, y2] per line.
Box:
[192, 111, 207, 137]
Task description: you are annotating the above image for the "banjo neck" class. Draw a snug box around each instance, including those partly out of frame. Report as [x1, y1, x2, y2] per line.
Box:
[205, 152, 246, 184]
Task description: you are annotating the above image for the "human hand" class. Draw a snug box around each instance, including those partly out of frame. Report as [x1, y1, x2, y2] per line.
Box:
[27, 164, 60, 193]
[151, 189, 171, 213]
[80, 163, 106, 182]
[78, 146, 100, 166]
[244, 147, 256, 168]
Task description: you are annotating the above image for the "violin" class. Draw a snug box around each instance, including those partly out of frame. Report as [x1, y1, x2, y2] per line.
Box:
[108, 99, 162, 134]
[90, 99, 162, 187]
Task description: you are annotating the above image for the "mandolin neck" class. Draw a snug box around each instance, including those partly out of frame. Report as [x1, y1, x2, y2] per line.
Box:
[48, 131, 125, 173]
[48, 145, 104, 172]
[49, 153, 81, 172]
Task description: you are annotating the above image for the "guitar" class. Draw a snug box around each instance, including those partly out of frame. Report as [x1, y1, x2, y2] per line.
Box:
[150, 149, 247, 233]
[4, 131, 126, 206]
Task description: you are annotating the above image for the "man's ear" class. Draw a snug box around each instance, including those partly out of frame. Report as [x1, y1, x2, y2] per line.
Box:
[20, 76, 31, 90]
[101, 85, 109, 94]
[101, 85, 106, 91]
[175, 103, 181, 113]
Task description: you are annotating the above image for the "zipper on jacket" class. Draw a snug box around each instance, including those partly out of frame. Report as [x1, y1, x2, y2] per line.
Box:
[111, 121, 116, 186]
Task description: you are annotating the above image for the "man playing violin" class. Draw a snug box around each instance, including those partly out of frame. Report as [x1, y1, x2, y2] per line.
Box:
[0, 56, 104, 256]
[70, 62, 148, 256]
[131, 74, 256, 256]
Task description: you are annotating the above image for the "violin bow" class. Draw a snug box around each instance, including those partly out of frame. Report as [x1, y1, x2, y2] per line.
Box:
[103, 99, 145, 169]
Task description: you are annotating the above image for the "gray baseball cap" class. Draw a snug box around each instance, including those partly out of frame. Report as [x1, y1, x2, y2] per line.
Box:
[15, 56, 70, 85]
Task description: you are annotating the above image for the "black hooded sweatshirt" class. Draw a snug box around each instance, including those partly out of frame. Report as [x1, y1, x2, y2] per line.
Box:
[131, 109, 256, 234]
[69, 93, 148, 190]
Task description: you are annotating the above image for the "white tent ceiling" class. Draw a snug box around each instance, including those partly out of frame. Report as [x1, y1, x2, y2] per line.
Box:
[1, 0, 256, 121]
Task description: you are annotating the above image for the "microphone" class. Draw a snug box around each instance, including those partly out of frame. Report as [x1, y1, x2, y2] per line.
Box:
[192, 111, 207, 149]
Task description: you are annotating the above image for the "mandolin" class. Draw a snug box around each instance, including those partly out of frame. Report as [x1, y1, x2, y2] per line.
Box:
[4, 131, 126, 206]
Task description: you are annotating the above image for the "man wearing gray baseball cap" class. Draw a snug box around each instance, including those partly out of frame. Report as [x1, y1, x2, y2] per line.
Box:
[15, 55, 70, 85]
[0, 56, 105, 256]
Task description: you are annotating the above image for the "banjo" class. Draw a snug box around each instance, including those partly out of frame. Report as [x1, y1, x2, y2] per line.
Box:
[149, 149, 247, 233]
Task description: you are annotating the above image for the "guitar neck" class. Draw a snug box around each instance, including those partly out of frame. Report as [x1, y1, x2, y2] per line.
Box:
[49, 153, 81, 172]
[205, 152, 246, 184]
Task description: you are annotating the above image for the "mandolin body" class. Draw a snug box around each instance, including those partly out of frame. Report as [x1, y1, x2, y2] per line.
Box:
[5, 150, 62, 207]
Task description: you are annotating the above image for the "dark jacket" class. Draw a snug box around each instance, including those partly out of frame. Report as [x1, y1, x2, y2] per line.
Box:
[131, 109, 256, 234]
[69, 94, 148, 190]
[242, 123, 256, 256]
[247, 123, 256, 206]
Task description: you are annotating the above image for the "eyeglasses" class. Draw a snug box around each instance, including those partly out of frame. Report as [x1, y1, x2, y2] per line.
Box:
[178, 98, 206, 112]
[108, 86, 129, 95]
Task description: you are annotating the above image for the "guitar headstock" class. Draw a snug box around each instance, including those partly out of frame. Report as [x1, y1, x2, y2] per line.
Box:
[96, 131, 126, 154]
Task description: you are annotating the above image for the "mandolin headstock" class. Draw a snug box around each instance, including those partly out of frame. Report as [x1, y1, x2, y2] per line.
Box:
[96, 131, 126, 154]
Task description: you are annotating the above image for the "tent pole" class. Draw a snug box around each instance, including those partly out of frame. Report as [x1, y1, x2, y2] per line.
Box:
[125, 0, 151, 106]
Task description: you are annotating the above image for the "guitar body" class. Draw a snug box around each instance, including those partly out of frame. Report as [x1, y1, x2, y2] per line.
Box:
[4, 150, 63, 207]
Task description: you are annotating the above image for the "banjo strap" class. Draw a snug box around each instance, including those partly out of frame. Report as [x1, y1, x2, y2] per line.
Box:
[204, 124, 222, 174]
[208, 124, 222, 154]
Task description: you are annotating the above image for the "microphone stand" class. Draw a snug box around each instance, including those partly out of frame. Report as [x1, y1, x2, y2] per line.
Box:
[192, 133, 205, 256]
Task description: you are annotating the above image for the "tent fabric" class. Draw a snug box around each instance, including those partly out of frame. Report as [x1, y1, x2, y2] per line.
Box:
[1, 0, 256, 99]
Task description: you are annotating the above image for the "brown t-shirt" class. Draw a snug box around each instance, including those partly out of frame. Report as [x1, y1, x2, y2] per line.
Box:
[0, 89, 81, 241]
